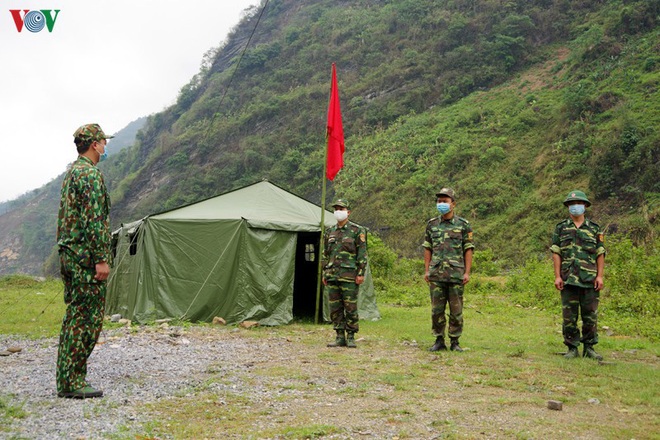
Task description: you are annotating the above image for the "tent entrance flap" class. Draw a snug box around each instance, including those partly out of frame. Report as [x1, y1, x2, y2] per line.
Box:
[293, 232, 321, 319]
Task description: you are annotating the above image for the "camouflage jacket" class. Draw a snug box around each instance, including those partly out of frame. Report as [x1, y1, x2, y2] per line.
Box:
[423, 215, 475, 283]
[323, 221, 368, 282]
[57, 156, 112, 268]
[551, 218, 605, 288]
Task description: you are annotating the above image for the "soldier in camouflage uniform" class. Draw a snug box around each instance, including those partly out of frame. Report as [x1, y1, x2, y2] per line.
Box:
[551, 190, 605, 360]
[56, 123, 113, 398]
[322, 199, 368, 348]
[423, 188, 474, 352]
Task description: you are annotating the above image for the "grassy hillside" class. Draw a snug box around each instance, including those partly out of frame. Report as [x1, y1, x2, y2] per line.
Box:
[0, 0, 659, 274]
[108, 0, 659, 261]
[337, 28, 660, 262]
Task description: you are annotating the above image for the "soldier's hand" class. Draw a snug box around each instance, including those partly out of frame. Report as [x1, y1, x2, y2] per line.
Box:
[462, 273, 470, 285]
[355, 275, 365, 285]
[594, 276, 604, 291]
[424, 272, 429, 283]
[322, 277, 327, 286]
[554, 277, 564, 291]
[95, 262, 111, 281]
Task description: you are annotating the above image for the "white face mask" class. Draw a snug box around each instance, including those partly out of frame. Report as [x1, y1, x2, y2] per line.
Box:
[334, 210, 348, 222]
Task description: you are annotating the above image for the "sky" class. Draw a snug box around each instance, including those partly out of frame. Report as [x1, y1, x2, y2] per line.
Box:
[0, 0, 258, 203]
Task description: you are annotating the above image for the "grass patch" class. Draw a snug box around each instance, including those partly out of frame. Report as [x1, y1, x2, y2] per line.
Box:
[0, 275, 65, 338]
[274, 424, 342, 439]
[0, 394, 27, 427]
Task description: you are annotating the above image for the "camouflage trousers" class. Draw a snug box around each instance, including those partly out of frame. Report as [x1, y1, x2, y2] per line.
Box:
[429, 281, 463, 339]
[326, 279, 359, 333]
[561, 285, 599, 347]
[56, 251, 106, 393]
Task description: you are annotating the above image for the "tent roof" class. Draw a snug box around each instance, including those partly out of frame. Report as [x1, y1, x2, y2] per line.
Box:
[152, 180, 334, 230]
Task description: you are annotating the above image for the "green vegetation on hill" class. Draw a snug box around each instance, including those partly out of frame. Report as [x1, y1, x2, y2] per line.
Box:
[107, 0, 659, 262]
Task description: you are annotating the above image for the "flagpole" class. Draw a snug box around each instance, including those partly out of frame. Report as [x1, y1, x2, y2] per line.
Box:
[316, 62, 342, 325]
[315, 136, 329, 325]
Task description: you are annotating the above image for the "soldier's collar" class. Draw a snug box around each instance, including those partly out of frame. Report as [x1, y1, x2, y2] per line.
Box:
[78, 155, 95, 166]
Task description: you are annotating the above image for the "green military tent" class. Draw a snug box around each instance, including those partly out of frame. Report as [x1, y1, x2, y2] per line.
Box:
[106, 180, 380, 325]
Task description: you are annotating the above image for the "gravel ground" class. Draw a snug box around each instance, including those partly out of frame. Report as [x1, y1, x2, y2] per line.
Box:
[3, 324, 652, 440]
[0, 325, 263, 440]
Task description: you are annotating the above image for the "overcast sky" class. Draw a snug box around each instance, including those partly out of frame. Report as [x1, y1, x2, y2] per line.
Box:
[0, 0, 258, 202]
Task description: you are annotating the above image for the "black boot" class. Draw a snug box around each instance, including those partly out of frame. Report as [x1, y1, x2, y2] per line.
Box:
[429, 336, 447, 352]
[450, 338, 463, 352]
[563, 346, 579, 359]
[583, 344, 603, 361]
[327, 330, 346, 347]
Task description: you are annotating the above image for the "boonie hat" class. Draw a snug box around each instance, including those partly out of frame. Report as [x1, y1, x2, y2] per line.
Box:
[332, 198, 350, 209]
[563, 190, 591, 207]
[435, 187, 456, 200]
[73, 123, 114, 144]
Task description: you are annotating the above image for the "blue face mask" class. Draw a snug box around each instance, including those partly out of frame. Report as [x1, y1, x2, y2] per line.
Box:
[94, 143, 108, 162]
[437, 202, 451, 215]
[568, 204, 585, 216]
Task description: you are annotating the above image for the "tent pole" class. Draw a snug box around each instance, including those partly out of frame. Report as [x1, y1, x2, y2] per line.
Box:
[315, 137, 329, 325]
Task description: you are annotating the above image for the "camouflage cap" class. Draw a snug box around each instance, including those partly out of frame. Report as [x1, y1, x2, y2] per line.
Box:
[73, 123, 114, 144]
[563, 190, 591, 207]
[435, 187, 456, 200]
[331, 198, 350, 209]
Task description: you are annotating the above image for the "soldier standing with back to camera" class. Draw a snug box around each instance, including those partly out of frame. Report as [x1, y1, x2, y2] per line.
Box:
[551, 190, 606, 360]
[423, 188, 474, 352]
[322, 199, 368, 348]
[56, 123, 113, 398]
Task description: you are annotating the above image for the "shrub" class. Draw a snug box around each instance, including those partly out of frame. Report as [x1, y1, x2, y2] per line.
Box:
[369, 235, 427, 307]
[602, 236, 660, 328]
[472, 248, 504, 277]
[505, 257, 558, 310]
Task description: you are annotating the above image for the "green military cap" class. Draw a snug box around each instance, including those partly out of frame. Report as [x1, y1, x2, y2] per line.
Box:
[331, 198, 350, 209]
[73, 123, 114, 144]
[563, 190, 591, 207]
[435, 187, 456, 200]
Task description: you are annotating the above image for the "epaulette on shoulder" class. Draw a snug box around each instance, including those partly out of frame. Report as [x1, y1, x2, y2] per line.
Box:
[555, 219, 571, 228]
[455, 216, 470, 225]
[348, 221, 361, 231]
[427, 217, 439, 224]
[586, 218, 600, 229]
[358, 223, 369, 233]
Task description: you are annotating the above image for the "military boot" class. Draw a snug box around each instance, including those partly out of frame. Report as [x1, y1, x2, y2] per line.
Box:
[563, 346, 579, 359]
[346, 332, 357, 348]
[327, 330, 346, 347]
[429, 336, 447, 352]
[450, 338, 463, 352]
[583, 345, 603, 361]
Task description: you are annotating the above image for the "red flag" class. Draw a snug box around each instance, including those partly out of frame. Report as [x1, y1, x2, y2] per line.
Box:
[326, 63, 344, 181]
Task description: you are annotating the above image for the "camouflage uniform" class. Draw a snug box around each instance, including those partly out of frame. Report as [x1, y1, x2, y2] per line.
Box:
[56, 124, 113, 394]
[323, 221, 368, 334]
[551, 218, 605, 348]
[423, 215, 474, 340]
